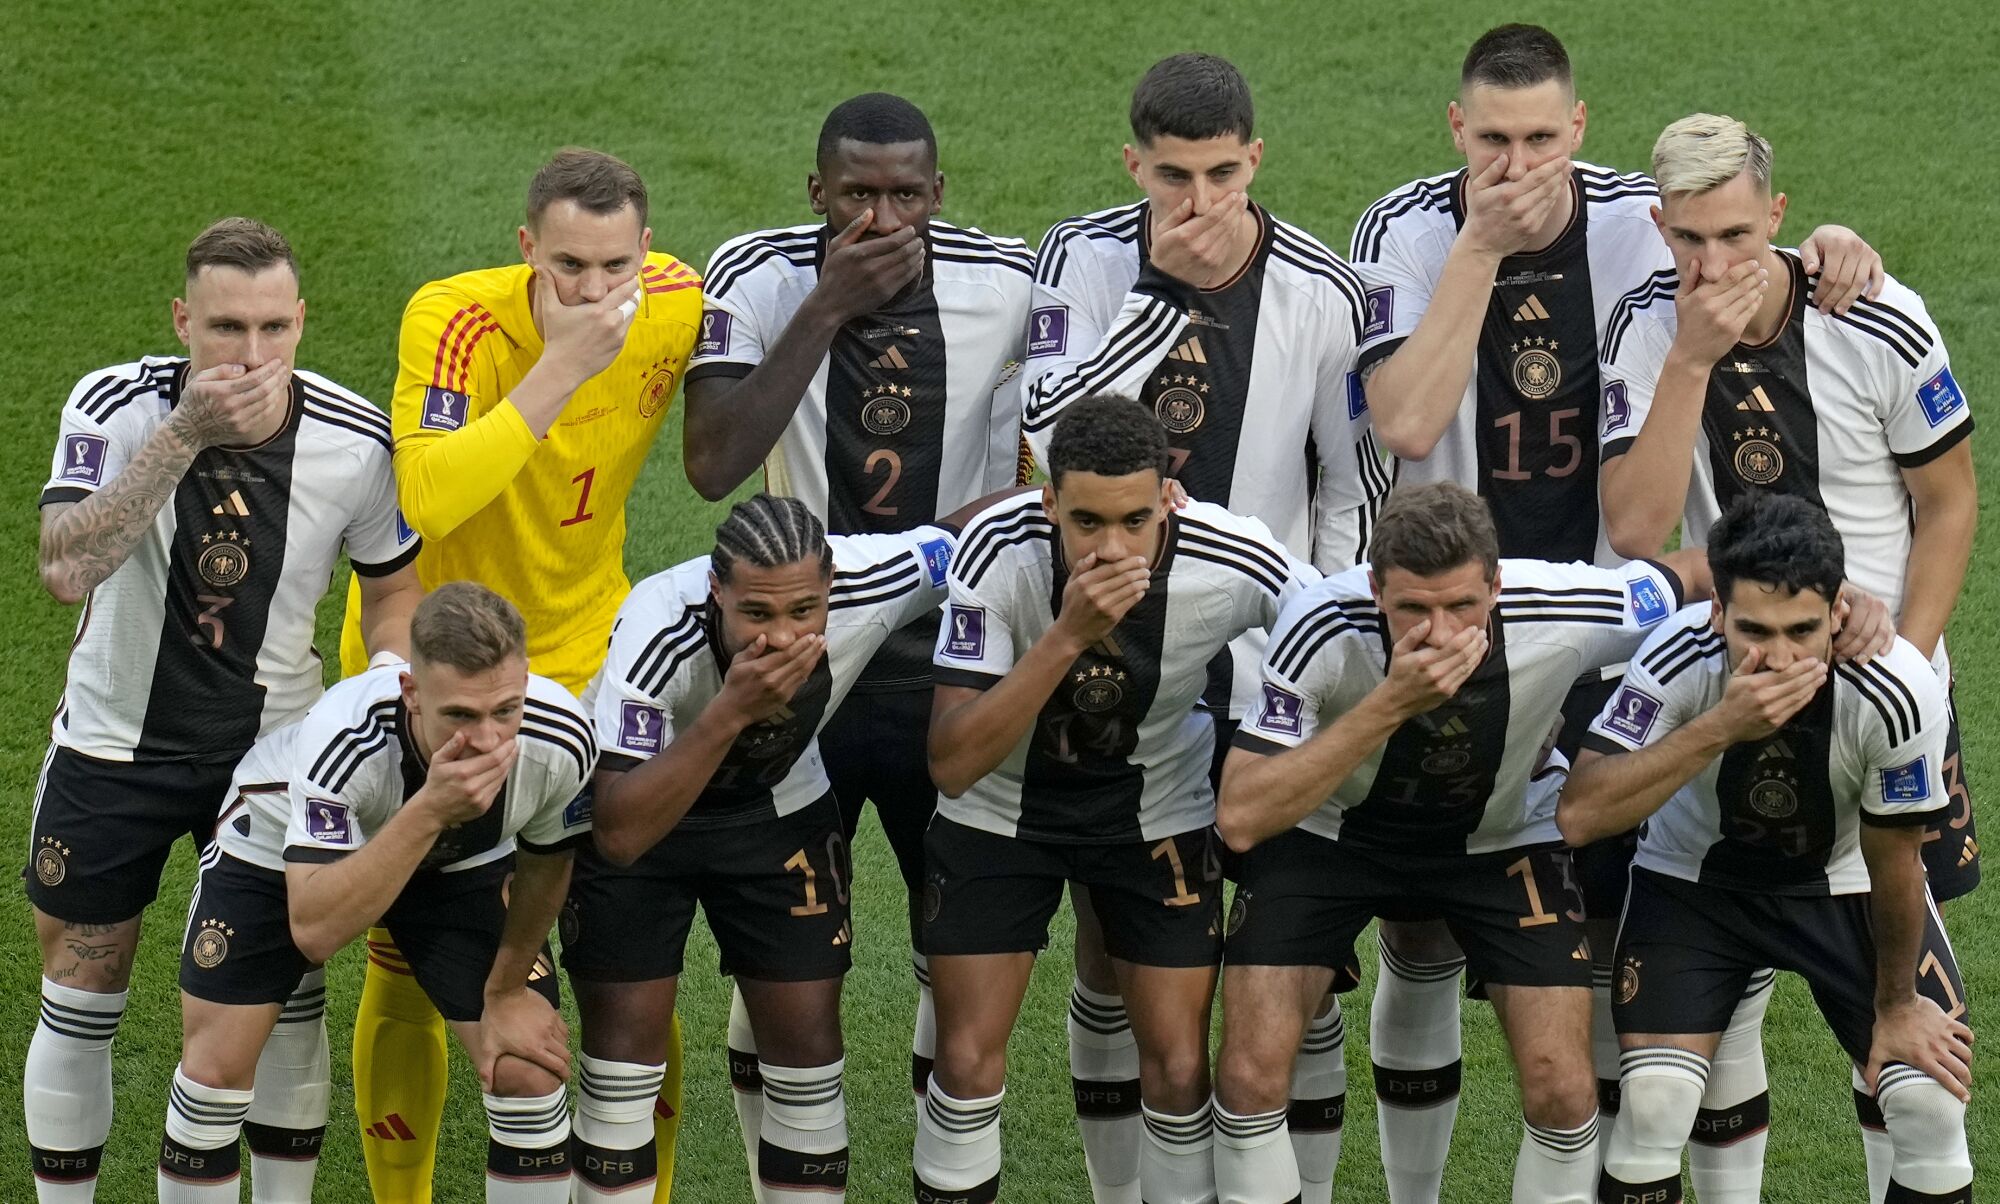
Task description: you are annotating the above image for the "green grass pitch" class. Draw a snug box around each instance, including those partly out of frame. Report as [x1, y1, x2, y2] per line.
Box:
[2, 0, 1995, 1198]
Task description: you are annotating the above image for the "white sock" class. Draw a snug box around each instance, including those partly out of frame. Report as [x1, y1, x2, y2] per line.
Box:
[1854, 1065, 1893, 1203]
[1687, 971, 1771, 1204]
[913, 954, 937, 1100]
[575, 1055, 665, 1201]
[914, 1079, 1003, 1202]
[1288, 999, 1345, 1204]
[728, 985, 767, 1202]
[1601, 1047, 1708, 1198]
[244, 975, 329, 1203]
[25, 978, 124, 1202]
[1590, 963, 1622, 1123]
[1140, 1100, 1216, 1204]
[758, 1060, 848, 1202]
[159, 1064, 253, 1203]
[483, 1086, 572, 1203]
[1876, 1065, 1973, 1197]
[1514, 1113, 1599, 1204]
[1068, 978, 1142, 1202]
[1371, 944, 1463, 1203]
[1215, 1101, 1299, 1204]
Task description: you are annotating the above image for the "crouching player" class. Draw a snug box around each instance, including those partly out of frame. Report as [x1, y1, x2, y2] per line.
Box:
[1560, 492, 1973, 1203]
[168, 584, 596, 1204]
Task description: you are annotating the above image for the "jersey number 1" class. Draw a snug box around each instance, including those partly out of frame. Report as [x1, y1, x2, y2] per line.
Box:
[561, 468, 597, 527]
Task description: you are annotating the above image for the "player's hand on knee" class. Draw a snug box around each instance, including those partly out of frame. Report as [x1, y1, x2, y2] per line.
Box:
[1459, 153, 1569, 259]
[815, 210, 925, 321]
[1712, 645, 1825, 740]
[718, 632, 826, 726]
[414, 730, 518, 825]
[1799, 225, 1885, 316]
[1377, 619, 1487, 719]
[1867, 996, 1973, 1103]
[1148, 190, 1248, 288]
[1831, 583, 1896, 664]
[535, 268, 640, 384]
[478, 987, 571, 1091]
[169, 359, 293, 449]
[1054, 552, 1152, 647]
[1671, 256, 1767, 365]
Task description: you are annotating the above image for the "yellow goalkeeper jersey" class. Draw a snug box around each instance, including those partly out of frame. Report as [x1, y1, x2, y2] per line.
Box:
[339, 252, 701, 692]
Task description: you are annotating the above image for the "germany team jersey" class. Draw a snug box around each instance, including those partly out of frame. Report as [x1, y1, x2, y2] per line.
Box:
[688, 220, 1031, 688]
[214, 662, 596, 874]
[336, 252, 703, 692]
[1585, 608, 1948, 895]
[1350, 162, 1670, 565]
[1236, 557, 1686, 855]
[40, 357, 419, 763]
[933, 494, 1315, 844]
[1600, 252, 1971, 621]
[586, 528, 954, 831]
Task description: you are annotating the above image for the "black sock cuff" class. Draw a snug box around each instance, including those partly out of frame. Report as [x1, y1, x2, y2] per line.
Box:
[243, 1121, 325, 1161]
[912, 1053, 936, 1098]
[1690, 1091, 1771, 1147]
[1854, 1086, 1888, 1130]
[1288, 1093, 1346, 1133]
[1598, 1077, 1623, 1115]
[915, 1171, 1000, 1203]
[729, 1046, 763, 1092]
[1373, 1060, 1463, 1108]
[576, 1138, 657, 1190]
[1072, 1076, 1142, 1119]
[1884, 1181, 1972, 1203]
[487, 1136, 571, 1181]
[159, 1132, 241, 1182]
[31, 1144, 103, 1184]
[758, 1139, 849, 1191]
[1597, 1170, 1681, 1204]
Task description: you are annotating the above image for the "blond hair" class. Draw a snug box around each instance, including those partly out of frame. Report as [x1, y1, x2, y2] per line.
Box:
[1651, 113, 1773, 198]
[410, 582, 526, 674]
[186, 217, 298, 283]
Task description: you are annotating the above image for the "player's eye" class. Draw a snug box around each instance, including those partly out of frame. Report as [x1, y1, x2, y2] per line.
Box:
[561, 259, 582, 270]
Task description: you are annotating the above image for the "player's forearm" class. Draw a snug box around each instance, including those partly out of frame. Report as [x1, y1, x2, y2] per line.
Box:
[483, 849, 571, 1001]
[1897, 486, 1975, 660]
[1363, 242, 1499, 460]
[1860, 824, 1931, 1010]
[1216, 692, 1402, 852]
[1602, 353, 1711, 557]
[929, 635, 1081, 798]
[357, 568, 422, 662]
[286, 805, 450, 962]
[38, 422, 200, 604]
[1557, 719, 1732, 845]
[592, 707, 747, 864]
[394, 404, 540, 538]
[505, 353, 596, 439]
[682, 303, 845, 501]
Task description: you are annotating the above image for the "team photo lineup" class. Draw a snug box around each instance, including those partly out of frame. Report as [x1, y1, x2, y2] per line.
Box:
[12, 16, 1989, 1204]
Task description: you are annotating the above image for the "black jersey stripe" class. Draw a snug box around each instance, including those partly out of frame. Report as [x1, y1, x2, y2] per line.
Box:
[704, 235, 819, 299]
[929, 228, 1035, 270]
[1036, 208, 1144, 288]
[520, 715, 594, 779]
[301, 402, 392, 452]
[1351, 177, 1456, 262]
[1178, 547, 1284, 598]
[1825, 307, 1926, 369]
[932, 249, 1035, 277]
[1023, 299, 1183, 431]
[299, 378, 391, 430]
[1654, 634, 1727, 685]
[1603, 271, 1679, 364]
[631, 617, 706, 697]
[1178, 515, 1289, 579]
[830, 551, 918, 592]
[306, 700, 398, 788]
[961, 524, 1055, 590]
[955, 502, 1052, 578]
[830, 561, 921, 603]
[1839, 665, 1910, 746]
[1176, 530, 1287, 591]
[524, 695, 596, 753]
[1844, 660, 1921, 745]
[1269, 597, 1383, 666]
[77, 370, 151, 420]
[1840, 293, 1934, 353]
[1273, 613, 1381, 681]
[828, 576, 922, 611]
[1638, 626, 1719, 675]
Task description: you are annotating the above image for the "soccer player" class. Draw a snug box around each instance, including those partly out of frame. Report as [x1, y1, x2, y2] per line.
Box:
[1597, 114, 1978, 1196]
[333, 148, 703, 1202]
[1560, 493, 1973, 1203]
[1023, 54, 1381, 1202]
[1346, 28, 1883, 1195]
[24, 218, 421, 1203]
[166, 583, 596, 1204]
[682, 92, 1032, 1122]
[915, 397, 1316, 1204]
[563, 493, 984, 1203]
[1212, 481, 1714, 1204]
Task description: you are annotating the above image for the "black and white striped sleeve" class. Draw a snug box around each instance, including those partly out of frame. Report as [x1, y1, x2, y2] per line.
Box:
[283, 694, 400, 863]
[1843, 643, 1950, 827]
[517, 686, 600, 852]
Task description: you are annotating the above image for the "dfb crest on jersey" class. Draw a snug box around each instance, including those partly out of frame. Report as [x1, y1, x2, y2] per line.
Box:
[1071, 663, 1126, 713]
[1602, 684, 1663, 744]
[1918, 367, 1966, 428]
[1731, 428, 1784, 485]
[1027, 306, 1067, 358]
[421, 386, 466, 432]
[60, 433, 108, 485]
[1510, 338, 1561, 400]
[696, 310, 733, 358]
[1883, 756, 1932, 805]
[1748, 771, 1799, 819]
[860, 383, 913, 435]
[34, 837, 69, 887]
[198, 539, 251, 588]
[942, 605, 985, 659]
[640, 364, 676, 419]
[1627, 576, 1669, 627]
[1153, 380, 1205, 434]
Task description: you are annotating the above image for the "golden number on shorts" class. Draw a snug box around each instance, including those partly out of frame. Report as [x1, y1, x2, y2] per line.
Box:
[1151, 838, 1203, 907]
[785, 848, 828, 916]
[1919, 949, 1967, 1020]
[1944, 752, 1972, 831]
[1506, 855, 1561, 928]
[824, 830, 851, 907]
[862, 449, 902, 516]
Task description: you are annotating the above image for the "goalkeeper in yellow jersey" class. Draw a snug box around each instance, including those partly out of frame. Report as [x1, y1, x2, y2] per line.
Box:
[335, 148, 700, 1203]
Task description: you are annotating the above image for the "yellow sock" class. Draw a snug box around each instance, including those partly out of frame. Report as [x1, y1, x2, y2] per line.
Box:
[354, 931, 449, 1204]
[651, 1011, 685, 1202]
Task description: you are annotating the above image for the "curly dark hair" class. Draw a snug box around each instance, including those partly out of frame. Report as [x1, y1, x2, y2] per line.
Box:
[1046, 396, 1171, 488]
[1707, 492, 1845, 605]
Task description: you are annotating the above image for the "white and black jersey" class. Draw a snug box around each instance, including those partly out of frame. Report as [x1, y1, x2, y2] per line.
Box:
[40, 356, 420, 763]
[1024, 200, 1388, 571]
[689, 221, 1031, 688]
[1351, 163, 1671, 565]
[1585, 608, 1949, 895]
[1237, 557, 1687, 854]
[933, 494, 1314, 843]
[1601, 252, 1971, 621]
[215, 662, 597, 874]
[586, 528, 954, 830]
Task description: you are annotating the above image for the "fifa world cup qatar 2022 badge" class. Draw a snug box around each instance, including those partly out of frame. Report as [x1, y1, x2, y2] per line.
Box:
[60, 433, 108, 485]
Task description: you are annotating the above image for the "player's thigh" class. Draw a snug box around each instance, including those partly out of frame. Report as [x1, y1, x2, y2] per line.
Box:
[1923, 700, 1980, 902]
[445, 1018, 564, 1099]
[385, 859, 559, 1025]
[922, 814, 1069, 960]
[561, 836, 699, 993]
[572, 977, 680, 1066]
[1434, 842, 1594, 990]
[1802, 887, 1968, 1066]
[737, 974, 846, 1067]
[1069, 883, 1118, 994]
[698, 795, 855, 985]
[1216, 962, 1330, 1114]
[1079, 825, 1224, 971]
[1378, 917, 1463, 965]
[1486, 983, 1595, 1119]
[1611, 869, 1765, 1051]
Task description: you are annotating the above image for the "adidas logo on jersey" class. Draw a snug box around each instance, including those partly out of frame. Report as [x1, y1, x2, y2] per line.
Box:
[1438, 716, 1470, 737]
[1511, 295, 1551, 322]
[1757, 740, 1794, 760]
[1736, 387, 1776, 412]
[869, 346, 910, 370]
[1167, 337, 1207, 363]
[364, 1114, 417, 1141]
[210, 490, 250, 517]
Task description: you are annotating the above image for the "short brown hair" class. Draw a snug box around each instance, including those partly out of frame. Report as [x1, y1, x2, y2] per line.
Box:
[1368, 482, 1500, 581]
[186, 217, 298, 283]
[526, 148, 648, 228]
[411, 582, 527, 674]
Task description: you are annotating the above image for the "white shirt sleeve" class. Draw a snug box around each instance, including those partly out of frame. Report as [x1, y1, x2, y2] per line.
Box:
[42, 368, 154, 505]
[932, 543, 1019, 689]
[1852, 648, 1952, 827]
[589, 591, 694, 769]
[1870, 285, 1972, 467]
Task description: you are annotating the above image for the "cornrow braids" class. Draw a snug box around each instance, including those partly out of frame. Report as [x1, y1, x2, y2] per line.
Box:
[711, 494, 832, 584]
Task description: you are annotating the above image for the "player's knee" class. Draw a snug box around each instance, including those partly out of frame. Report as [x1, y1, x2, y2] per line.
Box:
[1877, 1075, 1967, 1143]
[1214, 1046, 1291, 1116]
[932, 1032, 1007, 1099]
[1138, 1043, 1211, 1112]
[38, 920, 139, 994]
[178, 1043, 260, 1094]
[1619, 1070, 1704, 1149]
[1517, 1053, 1596, 1128]
[488, 1053, 564, 1100]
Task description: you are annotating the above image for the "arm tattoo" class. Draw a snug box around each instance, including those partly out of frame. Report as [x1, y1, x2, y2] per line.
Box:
[40, 419, 200, 599]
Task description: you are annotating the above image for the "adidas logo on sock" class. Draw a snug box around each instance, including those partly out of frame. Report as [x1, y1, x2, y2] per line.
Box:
[870, 346, 910, 370]
[1512, 295, 1550, 321]
[364, 1114, 417, 1141]
[1167, 336, 1207, 363]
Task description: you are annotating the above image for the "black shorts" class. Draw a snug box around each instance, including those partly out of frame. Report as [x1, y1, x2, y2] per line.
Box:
[1613, 867, 1967, 1064]
[1556, 675, 1642, 922]
[25, 746, 236, 924]
[179, 852, 313, 1005]
[922, 816, 1223, 968]
[1227, 831, 1593, 989]
[821, 686, 936, 942]
[1921, 701, 1979, 902]
[381, 857, 560, 1023]
[562, 792, 853, 984]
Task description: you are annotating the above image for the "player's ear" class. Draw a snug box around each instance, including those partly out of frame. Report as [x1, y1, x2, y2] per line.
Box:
[1570, 99, 1587, 150]
[517, 224, 535, 266]
[1245, 138, 1264, 172]
[640, 226, 653, 258]
[1709, 599, 1725, 635]
[171, 297, 192, 347]
[399, 669, 419, 713]
[1122, 144, 1143, 187]
[1768, 192, 1788, 241]
[1447, 100, 1467, 152]
[931, 172, 946, 216]
[1040, 480, 1059, 515]
[807, 172, 827, 216]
